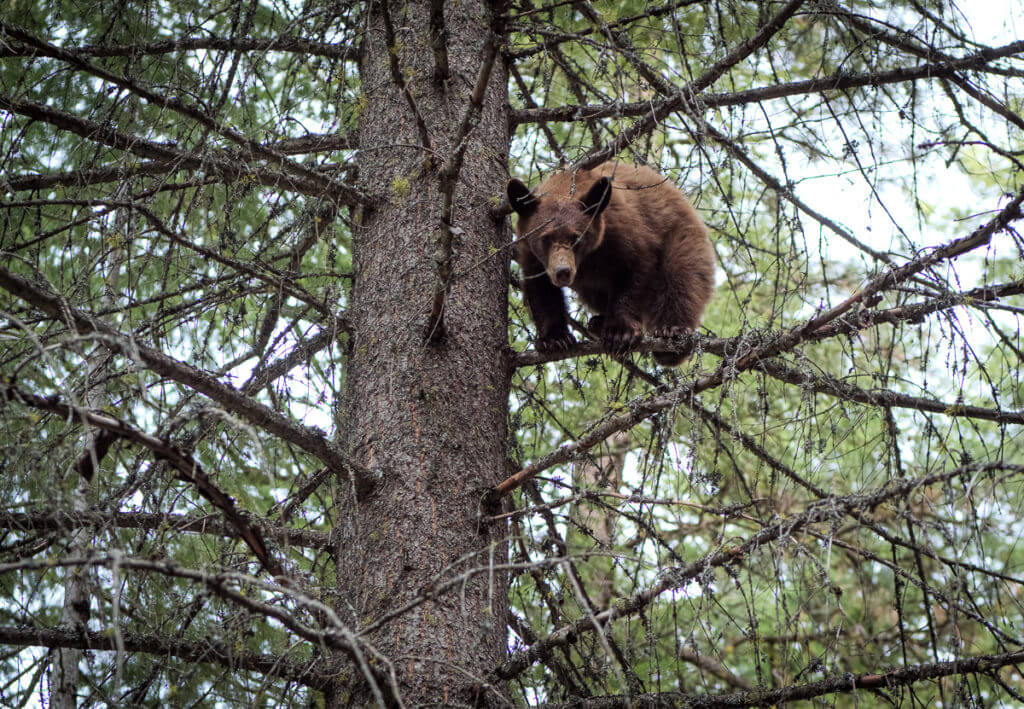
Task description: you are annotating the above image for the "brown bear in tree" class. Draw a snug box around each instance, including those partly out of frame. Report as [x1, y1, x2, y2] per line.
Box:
[508, 162, 715, 366]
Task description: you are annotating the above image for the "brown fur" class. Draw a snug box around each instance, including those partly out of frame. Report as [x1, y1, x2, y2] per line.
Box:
[508, 162, 715, 366]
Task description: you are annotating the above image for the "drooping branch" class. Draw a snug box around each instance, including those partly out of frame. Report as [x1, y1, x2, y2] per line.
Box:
[0, 265, 377, 494]
[0, 555, 402, 703]
[491, 461, 1024, 683]
[533, 647, 1024, 707]
[0, 511, 329, 550]
[0, 34, 360, 60]
[4, 132, 353, 193]
[0, 626, 332, 689]
[0, 92, 366, 205]
[0, 383, 288, 577]
[0, 22, 361, 203]
[0, 198, 340, 320]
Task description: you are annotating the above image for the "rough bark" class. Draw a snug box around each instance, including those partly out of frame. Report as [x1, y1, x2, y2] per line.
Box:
[331, 0, 511, 705]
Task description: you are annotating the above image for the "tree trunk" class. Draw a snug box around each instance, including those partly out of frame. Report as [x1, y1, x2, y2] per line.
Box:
[570, 432, 630, 612]
[331, 0, 510, 704]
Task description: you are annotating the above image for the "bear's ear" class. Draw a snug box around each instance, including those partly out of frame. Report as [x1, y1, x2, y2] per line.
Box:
[507, 179, 538, 216]
[580, 177, 612, 217]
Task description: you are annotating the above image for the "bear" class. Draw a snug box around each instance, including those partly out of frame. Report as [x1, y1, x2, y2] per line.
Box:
[508, 162, 715, 367]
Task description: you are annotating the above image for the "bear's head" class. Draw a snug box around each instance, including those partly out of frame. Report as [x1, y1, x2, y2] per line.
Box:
[507, 176, 612, 287]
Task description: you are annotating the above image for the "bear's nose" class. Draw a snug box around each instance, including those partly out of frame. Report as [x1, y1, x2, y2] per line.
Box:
[553, 266, 573, 286]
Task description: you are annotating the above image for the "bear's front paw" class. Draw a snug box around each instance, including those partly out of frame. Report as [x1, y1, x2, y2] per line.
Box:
[652, 325, 689, 339]
[536, 330, 576, 353]
[600, 319, 642, 354]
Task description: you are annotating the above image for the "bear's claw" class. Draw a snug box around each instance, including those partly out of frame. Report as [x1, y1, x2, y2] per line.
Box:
[600, 321, 642, 355]
[536, 332, 576, 353]
[652, 326, 682, 338]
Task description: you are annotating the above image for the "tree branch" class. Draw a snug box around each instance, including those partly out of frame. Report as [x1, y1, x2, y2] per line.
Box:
[535, 647, 1024, 707]
[0, 555, 402, 703]
[0, 35, 360, 60]
[0, 265, 377, 495]
[510, 40, 1024, 126]
[0, 626, 331, 689]
[759, 358, 1024, 425]
[491, 462, 1024, 683]
[3, 132, 353, 193]
[0, 383, 288, 576]
[575, 0, 808, 169]
[0, 22, 360, 203]
[0, 93, 365, 205]
[0, 511, 329, 550]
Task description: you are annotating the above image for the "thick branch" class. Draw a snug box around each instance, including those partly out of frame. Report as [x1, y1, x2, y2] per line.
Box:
[515, 280, 1024, 368]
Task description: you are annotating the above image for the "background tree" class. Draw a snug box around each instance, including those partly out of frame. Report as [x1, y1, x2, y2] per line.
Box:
[1, 0, 1022, 705]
